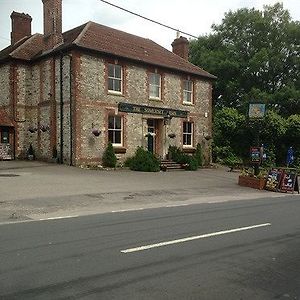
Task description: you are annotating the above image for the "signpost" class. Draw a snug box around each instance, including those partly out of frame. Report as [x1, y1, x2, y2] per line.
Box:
[248, 103, 266, 176]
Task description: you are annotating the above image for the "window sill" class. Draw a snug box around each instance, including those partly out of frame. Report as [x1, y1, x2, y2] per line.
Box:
[182, 147, 196, 153]
[183, 102, 194, 106]
[108, 91, 123, 96]
[113, 147, 126, 154]
[149, 97, 162, 101]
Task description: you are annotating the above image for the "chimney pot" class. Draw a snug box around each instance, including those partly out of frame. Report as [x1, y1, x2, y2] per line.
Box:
[172, 36, 189, 60]
[10, 11, 32, 45]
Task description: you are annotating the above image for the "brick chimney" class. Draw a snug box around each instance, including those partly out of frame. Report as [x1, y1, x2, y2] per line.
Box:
[42, 0, 63, 49]
[10, 11, 32, 45]
[172, 36, 189, 60]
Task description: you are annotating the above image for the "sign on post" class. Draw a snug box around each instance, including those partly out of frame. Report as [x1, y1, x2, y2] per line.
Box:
[250, 147, 261, 164]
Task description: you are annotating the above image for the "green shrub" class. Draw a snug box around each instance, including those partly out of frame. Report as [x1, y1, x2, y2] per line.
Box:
[185, 156, 199, 170]
[102, 142, 117, 168]
[129, 147, 160, 172]
[168, 146, 198, 170]
[194, 143, 203, 167]
[222, 154, 243, 168]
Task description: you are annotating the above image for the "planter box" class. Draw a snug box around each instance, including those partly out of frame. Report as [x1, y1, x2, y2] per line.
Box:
[238, 175, 266, 190]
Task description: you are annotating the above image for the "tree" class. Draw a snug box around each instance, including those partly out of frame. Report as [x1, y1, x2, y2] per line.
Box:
[190, 3, 300, 115]
[213, 108, 247, 161]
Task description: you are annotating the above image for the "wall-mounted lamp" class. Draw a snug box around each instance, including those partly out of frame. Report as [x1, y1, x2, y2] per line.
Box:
[204, 112, 208, 118]
[164, 113, 172, 125]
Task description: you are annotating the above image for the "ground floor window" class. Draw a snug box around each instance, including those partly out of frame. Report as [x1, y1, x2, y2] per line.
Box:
[0, 127, 9, 143]
[108, 115, 122, 146]
[183, 121, 193, 147]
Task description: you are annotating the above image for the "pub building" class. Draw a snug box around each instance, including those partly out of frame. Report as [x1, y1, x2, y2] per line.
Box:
[0, 0, 216, 166]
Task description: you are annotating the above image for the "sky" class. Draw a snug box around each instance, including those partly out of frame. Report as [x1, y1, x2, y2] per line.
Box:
[0, 0, 299, 51]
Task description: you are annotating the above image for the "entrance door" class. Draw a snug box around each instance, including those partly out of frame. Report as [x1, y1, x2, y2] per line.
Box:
[147, 119, 156, 153]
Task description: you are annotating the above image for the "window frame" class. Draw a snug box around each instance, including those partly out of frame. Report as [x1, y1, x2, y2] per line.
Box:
[108, 115, 123, 146]
[182, 121, 194, 148]
[108, 63, 123, 94]
[183, 79, 194, 104]
[149, 72, 161, 100]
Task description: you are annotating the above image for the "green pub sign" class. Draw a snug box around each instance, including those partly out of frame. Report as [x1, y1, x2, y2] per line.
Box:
[118, 102, 188, 118]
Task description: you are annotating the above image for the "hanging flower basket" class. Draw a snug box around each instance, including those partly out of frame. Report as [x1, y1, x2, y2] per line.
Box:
[28, 126, 37, 133]
[92, 128, 101, 137]
[40, 125, 49, 132]
[168, 133, 176, 139]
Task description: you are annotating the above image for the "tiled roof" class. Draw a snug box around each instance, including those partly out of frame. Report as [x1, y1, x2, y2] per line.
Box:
[10, 34, 44, 60]
[0, 109, 14, 127]
[73, 22, 215, 79]
[0, 34, 44, 61]
[0, 21, 216, 79]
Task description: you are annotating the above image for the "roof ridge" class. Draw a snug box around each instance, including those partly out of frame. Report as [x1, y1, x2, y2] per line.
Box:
[73, 21, 92, 45]
[88, 21, 153, 43]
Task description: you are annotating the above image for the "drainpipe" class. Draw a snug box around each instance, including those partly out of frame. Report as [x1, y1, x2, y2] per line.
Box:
[60, 53, 64, 164]
[68, 54, 73, 166]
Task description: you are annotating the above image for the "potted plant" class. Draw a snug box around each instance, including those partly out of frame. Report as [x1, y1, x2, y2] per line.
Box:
[238, 168, 267, 190]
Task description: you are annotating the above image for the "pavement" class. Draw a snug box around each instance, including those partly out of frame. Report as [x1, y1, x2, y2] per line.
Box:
[0, 160, 293, 223]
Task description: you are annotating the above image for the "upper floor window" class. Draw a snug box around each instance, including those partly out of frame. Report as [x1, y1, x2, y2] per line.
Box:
[183, 80, 193, 104]
[108, 64, 122, 93]
[108, 115, 122, 146]
[149, 73, 161, 99]
[183, 121, 193, 147]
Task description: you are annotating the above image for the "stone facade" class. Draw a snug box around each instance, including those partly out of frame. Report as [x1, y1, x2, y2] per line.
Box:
[0, 48, 213, 165]
[74, 53, 212, 166]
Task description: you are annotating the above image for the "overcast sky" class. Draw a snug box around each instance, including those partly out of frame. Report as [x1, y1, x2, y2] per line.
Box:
[0, 0, 299, 51]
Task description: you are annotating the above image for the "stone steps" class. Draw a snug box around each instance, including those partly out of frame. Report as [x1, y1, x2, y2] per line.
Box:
[160, 160, 186, 171]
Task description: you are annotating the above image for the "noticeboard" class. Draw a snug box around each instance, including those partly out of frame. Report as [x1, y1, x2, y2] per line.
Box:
[280, 169, 299, 193]
[250, 147, 261, 164]
[265, 169, 283, 192]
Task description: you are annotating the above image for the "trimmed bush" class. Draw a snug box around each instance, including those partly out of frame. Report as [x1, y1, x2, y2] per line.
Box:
[168, 146, 199, 170]
[185, 156, 199, 170]
[194, 143, 203, 167]
[128, 147, 160, 172]
[102, 143, 117, 168]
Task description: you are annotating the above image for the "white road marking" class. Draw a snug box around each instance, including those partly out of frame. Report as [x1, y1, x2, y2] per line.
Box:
[111, 208, 145, 213]
[121, 223, 271, 253]
[39, 215, 78, 221]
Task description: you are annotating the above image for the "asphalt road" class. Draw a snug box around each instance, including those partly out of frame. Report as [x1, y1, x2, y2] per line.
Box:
[1, 195, 300, 300]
